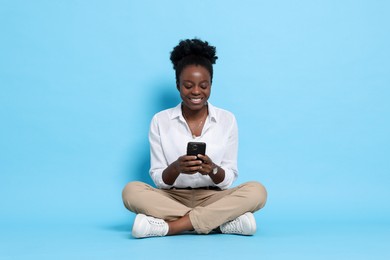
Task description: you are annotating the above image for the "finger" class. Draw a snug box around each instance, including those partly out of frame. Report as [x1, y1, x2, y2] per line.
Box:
[197, 154, 207, 161]
[198, 165, 211, 175]
[184, 160, 202, 166]
[183, 165, 202, 174]
[199, 154, 212, 163]
[183, 155, 199, 161]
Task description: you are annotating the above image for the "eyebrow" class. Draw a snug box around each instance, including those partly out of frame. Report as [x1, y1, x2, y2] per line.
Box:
[182, 80, 210, 84]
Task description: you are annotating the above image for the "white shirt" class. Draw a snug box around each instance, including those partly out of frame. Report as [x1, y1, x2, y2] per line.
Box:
[149, 102, 238, 190]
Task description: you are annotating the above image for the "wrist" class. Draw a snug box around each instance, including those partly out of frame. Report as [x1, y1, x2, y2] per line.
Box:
[208, 163, 219, 176]
[162, 161, 181, 185]
[208, 164, 225, 184]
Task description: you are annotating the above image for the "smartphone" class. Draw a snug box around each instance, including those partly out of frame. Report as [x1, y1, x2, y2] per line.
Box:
[186, 142, 206, 158]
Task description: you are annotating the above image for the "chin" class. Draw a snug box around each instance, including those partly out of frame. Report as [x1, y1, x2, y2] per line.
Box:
[188, 102, 206, 110]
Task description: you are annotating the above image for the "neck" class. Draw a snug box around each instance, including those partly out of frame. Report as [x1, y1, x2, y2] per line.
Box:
[182, 104, 208, 120]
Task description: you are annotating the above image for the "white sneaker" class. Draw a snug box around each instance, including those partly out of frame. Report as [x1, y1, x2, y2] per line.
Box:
[132, 214, 169, 238]
[220, 212, 256, 235]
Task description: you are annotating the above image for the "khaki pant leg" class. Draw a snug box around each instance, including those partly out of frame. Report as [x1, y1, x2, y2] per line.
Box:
[122, 181, 192, 221]
[189, 181, 267, 234]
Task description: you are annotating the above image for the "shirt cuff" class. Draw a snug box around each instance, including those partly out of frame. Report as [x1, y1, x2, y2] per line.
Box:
[150, 170, 173, 189]
[215, 168, 237, 190]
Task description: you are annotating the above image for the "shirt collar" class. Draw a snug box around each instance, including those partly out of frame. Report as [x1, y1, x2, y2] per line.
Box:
[170, 102, 218, 123]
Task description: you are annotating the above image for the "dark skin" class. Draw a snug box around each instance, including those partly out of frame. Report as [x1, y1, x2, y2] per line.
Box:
[162, 65, 225, 235]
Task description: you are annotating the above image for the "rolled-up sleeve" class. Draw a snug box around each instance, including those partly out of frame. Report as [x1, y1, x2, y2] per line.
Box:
[215, 115, 238, 189]
[148, 115, 173, 189]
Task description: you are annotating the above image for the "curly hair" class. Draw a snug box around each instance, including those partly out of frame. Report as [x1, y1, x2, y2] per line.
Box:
[170, 38, 218, 86]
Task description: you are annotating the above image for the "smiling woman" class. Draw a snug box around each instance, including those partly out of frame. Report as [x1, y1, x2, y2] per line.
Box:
[121, 38, 267, 238]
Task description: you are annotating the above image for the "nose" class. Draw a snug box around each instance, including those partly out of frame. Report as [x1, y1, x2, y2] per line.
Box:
[192, 85, 201, 95]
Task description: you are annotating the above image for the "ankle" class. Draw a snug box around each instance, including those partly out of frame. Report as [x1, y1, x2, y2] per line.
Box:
[167, 215, 194, 235]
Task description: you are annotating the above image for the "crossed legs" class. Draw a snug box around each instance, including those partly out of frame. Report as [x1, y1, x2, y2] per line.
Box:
[122, 181, 267, 235]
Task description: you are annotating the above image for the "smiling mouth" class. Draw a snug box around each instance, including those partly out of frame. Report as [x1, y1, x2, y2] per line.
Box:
[188, 97, 203, 104]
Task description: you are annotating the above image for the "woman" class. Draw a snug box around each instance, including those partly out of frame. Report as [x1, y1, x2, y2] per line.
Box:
[122, 38, 267, 238]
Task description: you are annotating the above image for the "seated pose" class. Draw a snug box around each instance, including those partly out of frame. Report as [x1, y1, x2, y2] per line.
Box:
[122, 38, 267, 238]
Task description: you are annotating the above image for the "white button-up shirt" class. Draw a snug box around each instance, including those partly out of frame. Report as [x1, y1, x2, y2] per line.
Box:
[149, 102, 238, 190]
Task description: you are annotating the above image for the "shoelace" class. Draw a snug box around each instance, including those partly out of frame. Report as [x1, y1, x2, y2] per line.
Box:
[223, 218, 243, 234]
[146, 218, 167, 236]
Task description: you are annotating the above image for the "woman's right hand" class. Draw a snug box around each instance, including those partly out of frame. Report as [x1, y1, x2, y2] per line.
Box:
[162, 155, 203, 185]
[173, 155, 203, 175]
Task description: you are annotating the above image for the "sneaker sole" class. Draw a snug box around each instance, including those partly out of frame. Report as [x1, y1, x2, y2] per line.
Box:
[243, 212, 257, 235]
[132, 214, 147, 238]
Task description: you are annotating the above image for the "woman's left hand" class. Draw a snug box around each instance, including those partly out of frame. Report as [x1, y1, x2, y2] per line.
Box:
[196, 154, 215, 175]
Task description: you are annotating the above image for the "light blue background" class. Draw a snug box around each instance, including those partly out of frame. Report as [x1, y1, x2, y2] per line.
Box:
[1, 0, 389, 259]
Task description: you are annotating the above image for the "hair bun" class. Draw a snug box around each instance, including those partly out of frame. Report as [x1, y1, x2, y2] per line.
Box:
[170, 38, 218, 70]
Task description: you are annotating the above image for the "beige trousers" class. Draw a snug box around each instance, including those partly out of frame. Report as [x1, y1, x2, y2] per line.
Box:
[122, 181, 267, 234]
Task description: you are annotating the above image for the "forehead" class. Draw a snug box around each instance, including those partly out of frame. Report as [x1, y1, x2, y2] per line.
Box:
[180, 65, 211, 80]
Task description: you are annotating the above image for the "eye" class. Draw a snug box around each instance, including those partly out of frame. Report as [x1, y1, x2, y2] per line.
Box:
[200, 83, 209, 89]
[183, 83, 192, 89]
